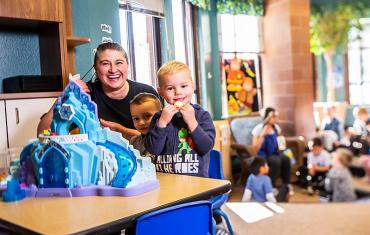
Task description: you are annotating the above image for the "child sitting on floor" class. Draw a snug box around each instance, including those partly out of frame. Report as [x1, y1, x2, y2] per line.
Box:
[297, 137, 331, 195]
[307, 137, 331, 194]
[242, 157, 276, 203]
[324, 148, 356, 202]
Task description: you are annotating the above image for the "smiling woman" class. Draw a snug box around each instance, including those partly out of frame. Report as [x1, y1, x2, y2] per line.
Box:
[37, 42, 160, 140]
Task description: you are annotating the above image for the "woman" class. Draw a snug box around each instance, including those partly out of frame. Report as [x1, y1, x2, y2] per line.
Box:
[37, 42, 159, 140]
[251, 107, 291, 189]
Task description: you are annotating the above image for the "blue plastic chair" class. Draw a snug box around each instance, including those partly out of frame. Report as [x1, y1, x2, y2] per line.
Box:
[135, 201, 214, 235]
[209, 149, 234, 235]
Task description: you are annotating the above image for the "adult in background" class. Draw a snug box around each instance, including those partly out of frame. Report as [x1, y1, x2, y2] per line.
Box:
[251, 107, 292, 195]
[320, 105, 342, 140]
[37, 42, 159, 140]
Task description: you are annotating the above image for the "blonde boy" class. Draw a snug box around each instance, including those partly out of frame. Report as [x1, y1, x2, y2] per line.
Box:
[325, 148, 356, 202]
[129, 93, 161, 159]
[145, 61, 215, 177]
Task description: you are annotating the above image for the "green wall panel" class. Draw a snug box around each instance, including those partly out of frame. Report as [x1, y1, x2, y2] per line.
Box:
[72, 0, 121, 81]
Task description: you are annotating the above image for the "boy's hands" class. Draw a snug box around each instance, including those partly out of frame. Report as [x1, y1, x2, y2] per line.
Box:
[180, 104, 198, 132]
[157, 103, 198, 132]
[100, 118, 121, 131]
[157, 105, 178, 128]
[100, 118, 140, 140]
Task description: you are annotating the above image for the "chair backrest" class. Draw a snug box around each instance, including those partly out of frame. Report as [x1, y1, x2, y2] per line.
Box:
[209, 149, 224, 180]
[230, 116, 263, 145]
[135, 201, 213, 235]
[208, 150, 229, 209]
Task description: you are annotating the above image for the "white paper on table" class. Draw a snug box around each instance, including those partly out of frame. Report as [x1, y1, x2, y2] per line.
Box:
[226, 202, 274, 223]
[264, 202, 285, 214]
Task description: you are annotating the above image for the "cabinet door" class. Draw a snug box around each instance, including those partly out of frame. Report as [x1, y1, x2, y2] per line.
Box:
[0, 101, 7, 150]
[5, 98, 56, 148]
[0, 0, 63, 22]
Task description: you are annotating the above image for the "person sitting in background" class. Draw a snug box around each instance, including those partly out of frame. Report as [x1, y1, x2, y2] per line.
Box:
[352, 107, 369, 137]
[321, 105, 342, 140]
[324, 148, 356, 202]
[251, 107, 292, 194]
[339, 125, 355, 148]
[306, 138, 331, 194]
[129, 93, 162, 161]
[349, 107, 370, 156]
[242, 157, 276, 203]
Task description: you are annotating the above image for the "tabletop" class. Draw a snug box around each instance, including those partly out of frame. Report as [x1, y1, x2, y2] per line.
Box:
[0, 173, 231, 234]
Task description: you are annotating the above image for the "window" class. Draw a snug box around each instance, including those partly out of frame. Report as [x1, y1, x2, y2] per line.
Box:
[219, 14, 263, 116]
[119, 7, 161, 87]
[348, 18, 370, 105]
[170, 0, 198, 102]
[219, 14, 263, 53]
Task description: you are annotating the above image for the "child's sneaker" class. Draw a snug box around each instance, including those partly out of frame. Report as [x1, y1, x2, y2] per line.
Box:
[306, 186, 314, 195]
[288, 184, 295, 196]
[272, 187, 279, 196]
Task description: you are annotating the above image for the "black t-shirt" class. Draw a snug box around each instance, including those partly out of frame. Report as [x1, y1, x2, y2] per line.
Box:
[87, 79, 159, 129]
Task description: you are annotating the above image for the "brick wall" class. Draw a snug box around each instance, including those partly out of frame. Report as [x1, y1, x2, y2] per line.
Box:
[261, 0, 316, 138]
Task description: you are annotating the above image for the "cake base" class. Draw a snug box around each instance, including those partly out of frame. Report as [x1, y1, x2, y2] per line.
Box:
[0, 180, 159, 198]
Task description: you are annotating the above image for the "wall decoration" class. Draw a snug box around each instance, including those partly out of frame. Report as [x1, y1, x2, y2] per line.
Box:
[223, 55, 260, 115]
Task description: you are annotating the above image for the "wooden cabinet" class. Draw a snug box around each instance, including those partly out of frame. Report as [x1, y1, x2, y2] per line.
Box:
[4, 98, 55, 148]
[0, 101, 7, 150]
[0, 0, 64, 22]
[0, 0, 90, 90]
[0, 1, 88, 150]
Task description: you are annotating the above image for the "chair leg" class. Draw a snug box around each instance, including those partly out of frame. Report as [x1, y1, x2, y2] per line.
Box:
[213, 209, 234, 235]
[212, 217, 217, 235]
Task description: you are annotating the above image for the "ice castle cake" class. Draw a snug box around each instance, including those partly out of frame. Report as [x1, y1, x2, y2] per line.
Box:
[1, 80, 159, 200]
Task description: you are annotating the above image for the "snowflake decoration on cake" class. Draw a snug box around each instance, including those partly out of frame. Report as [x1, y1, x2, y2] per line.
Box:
[59, 104, 75, 120]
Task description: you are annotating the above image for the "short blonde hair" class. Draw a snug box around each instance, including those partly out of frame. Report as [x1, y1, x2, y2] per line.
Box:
[353, 106, 368, 118]
[157, 61, 191, 87]
[335, 148, 353, 167]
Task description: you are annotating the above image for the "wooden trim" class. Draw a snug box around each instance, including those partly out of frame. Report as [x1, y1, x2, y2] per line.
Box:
[225, 112, 261, 122]
[0, 92, 61, 100]
[66, 36, 91, 47]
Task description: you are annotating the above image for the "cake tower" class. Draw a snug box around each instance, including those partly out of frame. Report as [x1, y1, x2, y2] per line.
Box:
[2, 80, 158, 200]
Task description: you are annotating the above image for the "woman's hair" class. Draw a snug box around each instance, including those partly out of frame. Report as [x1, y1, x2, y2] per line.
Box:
[260, 107, 276, 123]
[157, 61, 191, 87]
[93, 42, 128, 67]
[249, 157, 266, 175]
[335, 148, 353, 167]
[130, 92, 162, 110]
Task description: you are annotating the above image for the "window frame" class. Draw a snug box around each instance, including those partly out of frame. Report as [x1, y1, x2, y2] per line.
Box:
[119, 5, 163, 88]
